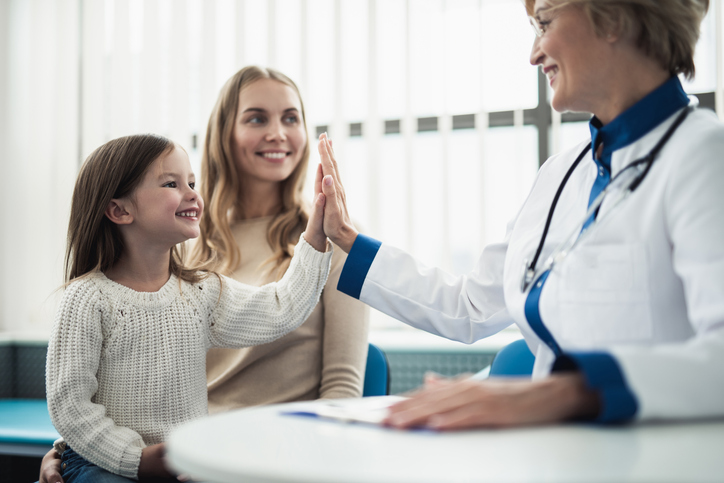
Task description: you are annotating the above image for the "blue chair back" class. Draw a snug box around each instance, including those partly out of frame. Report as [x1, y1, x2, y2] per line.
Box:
[489, 339, 535, 377]
[362, 343, 390, 397]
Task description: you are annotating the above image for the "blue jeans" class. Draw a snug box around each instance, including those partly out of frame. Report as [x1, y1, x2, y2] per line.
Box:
[59, 446, 184, 482]
[60, 447, 135, 483]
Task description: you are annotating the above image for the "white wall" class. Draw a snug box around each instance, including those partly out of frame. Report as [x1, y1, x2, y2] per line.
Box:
[0, 0, 80, 334]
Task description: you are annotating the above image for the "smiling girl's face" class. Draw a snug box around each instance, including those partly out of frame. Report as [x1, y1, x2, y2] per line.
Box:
[231, 78, 308, 188]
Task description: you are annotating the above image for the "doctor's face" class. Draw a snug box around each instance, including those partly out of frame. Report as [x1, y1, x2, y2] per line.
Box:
[529, 0, 613, 116]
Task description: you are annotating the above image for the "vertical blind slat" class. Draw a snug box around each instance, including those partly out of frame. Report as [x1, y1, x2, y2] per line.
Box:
[81, 0, 105, 157]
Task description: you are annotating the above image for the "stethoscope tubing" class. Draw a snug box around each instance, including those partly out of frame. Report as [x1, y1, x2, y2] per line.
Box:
[521, 105, 693, 293]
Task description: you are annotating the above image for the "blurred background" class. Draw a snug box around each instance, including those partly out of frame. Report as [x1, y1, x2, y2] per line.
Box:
[0, 0, 721, 340]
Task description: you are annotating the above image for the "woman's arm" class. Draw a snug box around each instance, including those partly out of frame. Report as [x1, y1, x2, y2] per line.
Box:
[317, 133, 512, 343]
[318, 244, 370, 399]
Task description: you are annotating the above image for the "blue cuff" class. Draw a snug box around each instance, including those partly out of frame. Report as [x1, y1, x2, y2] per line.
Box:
[553, 352, 638, 423]
[337, 234, 382, 299]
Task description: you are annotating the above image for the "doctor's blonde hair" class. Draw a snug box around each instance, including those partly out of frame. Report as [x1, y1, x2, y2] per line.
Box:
[525, 0, 709, 79]
[189, 66, 311, 279]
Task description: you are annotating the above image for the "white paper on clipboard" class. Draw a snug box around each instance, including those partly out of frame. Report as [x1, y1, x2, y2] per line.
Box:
[281, 396, 407, 425]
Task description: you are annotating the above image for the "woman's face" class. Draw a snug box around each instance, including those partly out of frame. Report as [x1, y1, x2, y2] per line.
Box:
[231, 78, 307, 187]
[529, 0, 613, 115]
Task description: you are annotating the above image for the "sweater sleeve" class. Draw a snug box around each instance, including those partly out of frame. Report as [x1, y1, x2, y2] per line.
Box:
[46, 280, 144, 479]
[318, 242, 370, 399]
[206, 235, 333, 347]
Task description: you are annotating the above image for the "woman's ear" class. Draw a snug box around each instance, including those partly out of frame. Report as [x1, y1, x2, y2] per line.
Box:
[105, 199, 133, 225]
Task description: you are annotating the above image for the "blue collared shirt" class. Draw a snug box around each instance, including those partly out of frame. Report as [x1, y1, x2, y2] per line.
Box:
[583, 76, 690, 228]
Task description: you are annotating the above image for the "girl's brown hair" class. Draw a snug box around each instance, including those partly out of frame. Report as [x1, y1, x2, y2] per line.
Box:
[65, 134, 204, 283]
[189, 66, 311, 279]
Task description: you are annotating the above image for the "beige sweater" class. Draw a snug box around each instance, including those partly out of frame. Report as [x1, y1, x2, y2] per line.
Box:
[206, 216, 370, 413]
[46, 238, 331, 479]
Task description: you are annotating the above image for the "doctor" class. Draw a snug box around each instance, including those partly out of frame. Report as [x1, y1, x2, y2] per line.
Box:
[316, 0, 724, 429]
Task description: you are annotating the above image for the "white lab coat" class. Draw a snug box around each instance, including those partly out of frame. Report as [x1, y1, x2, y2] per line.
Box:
[348, 107, 724, 421]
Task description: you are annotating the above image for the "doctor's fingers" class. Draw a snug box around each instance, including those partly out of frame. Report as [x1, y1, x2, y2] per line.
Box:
[318, 134, 345, 193]
[386, 380, 488, 428]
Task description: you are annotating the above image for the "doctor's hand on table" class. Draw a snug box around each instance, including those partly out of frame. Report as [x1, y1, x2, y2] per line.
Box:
[384, 372, 601, 430]
[316, 133, 601, 431]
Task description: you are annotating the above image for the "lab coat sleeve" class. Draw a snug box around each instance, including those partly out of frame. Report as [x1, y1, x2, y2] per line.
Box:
[554, 119, 724, 423]
[337, 234, 512, 343]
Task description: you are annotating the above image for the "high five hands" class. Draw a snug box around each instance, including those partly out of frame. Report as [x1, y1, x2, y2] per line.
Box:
[316, 133, 359, 253]
[313, 134, 601, 431]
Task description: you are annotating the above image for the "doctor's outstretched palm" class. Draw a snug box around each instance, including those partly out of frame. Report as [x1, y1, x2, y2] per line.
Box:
[317, 133, 358, 253]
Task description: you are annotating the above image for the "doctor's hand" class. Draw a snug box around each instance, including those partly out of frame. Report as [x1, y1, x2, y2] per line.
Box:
[317, 133, 359, 253]
[384, 373, 600, 430]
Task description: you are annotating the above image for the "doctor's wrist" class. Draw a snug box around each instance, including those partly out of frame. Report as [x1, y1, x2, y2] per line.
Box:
[553, 373, 601, 421]
[335, 225, 359, 253]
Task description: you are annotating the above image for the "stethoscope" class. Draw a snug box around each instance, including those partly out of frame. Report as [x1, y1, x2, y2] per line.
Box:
[520, 104, 694, 293]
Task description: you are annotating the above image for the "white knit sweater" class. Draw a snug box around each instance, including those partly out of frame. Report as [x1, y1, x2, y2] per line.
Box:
[46, 237, 331, 479]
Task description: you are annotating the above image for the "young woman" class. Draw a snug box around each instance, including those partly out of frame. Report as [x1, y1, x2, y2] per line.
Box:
[318, 0, 723, 429]
[191, 66, 370, 412]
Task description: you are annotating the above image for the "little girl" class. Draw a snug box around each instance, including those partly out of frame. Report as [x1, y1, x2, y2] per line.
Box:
[46, 133, 331, 482]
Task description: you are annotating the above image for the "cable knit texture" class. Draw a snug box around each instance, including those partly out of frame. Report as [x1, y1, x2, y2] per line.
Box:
[46, 236, 331, 479]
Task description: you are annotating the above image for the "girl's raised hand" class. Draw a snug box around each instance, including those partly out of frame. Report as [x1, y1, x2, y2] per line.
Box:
[302, 163, 328, 252]
[317, 133, 358, 253]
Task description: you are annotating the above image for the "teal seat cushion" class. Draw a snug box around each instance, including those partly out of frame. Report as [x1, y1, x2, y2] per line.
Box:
[0, 399, 60, 445]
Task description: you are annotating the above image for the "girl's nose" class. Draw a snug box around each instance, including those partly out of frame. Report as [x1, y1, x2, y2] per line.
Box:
[184, 185, 197, 201]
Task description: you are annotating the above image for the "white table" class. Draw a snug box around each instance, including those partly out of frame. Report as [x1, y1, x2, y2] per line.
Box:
[167, 398, 724, 483]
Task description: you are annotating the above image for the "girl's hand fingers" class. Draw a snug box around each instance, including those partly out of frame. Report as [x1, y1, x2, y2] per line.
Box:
[303, 193, 327, 252]
[314, 163, 323, 196]
[321, 175, 338, 213]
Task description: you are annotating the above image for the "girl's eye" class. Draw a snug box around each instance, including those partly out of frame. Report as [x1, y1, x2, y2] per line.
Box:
[539, 20, 551, 33]
[163, 181, 177, 188]
[189, 182, 195, 189]
[247, 116, 265, 124]
[284, 115, 299, 124]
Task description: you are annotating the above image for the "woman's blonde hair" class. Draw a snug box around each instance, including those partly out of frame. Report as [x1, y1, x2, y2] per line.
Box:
[66, 134, 205, 284]
[189, 66, 310, 278]
[525, 0, 709, 78]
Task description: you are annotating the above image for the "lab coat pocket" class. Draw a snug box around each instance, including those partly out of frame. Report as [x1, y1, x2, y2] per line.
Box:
[556, 243, 652, 343]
